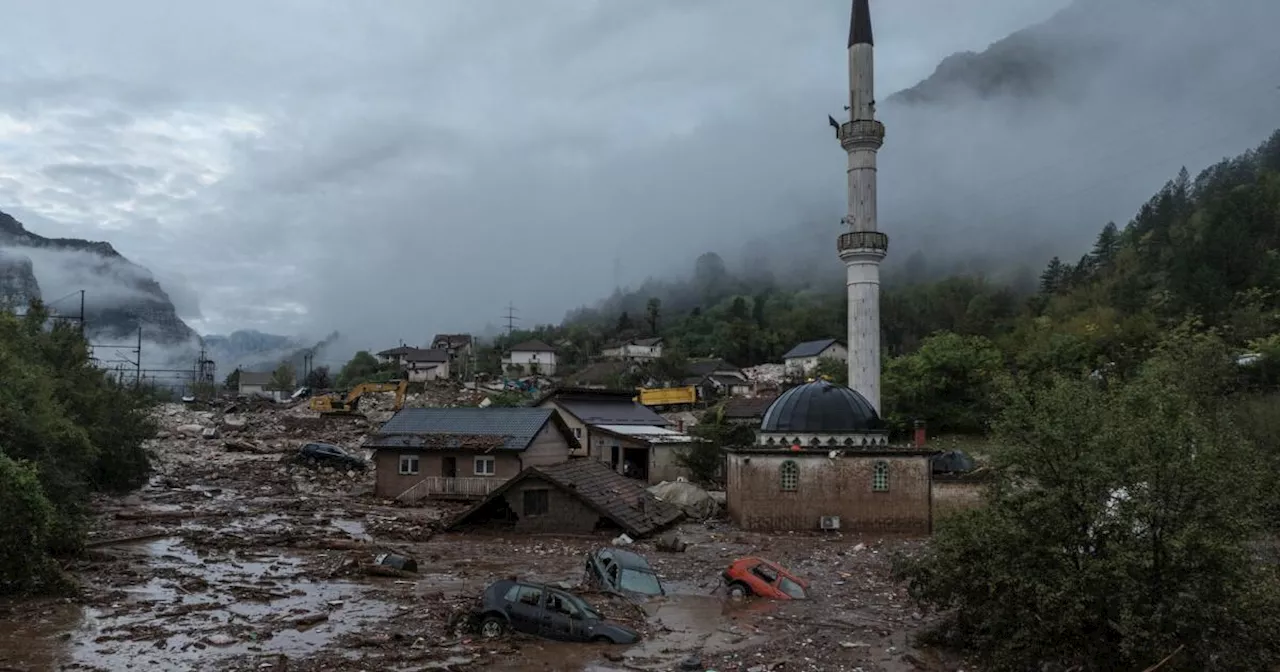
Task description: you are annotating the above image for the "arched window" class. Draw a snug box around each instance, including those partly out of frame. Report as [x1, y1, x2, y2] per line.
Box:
[872, 461, 889, 492]
[780, 460, 799, 492]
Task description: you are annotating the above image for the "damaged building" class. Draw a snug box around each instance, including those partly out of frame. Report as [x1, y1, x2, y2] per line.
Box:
[535, 387, 698, 484]
[447, 459, 684, 537]
[367, 407, 580, 502]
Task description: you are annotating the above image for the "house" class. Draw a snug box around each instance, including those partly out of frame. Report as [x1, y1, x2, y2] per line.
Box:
[376, 345, 418, 367]
[601, 337, 664, 361]
[366, 407, 580, 502]
[403, 348, 450, 382]
[681, 358, 751, 399]
[447, 459, 684, 537]
[237, 370, 293, 401]
[781, 339, 848, 379]
[430, 334, 474, 378]
[721, 394, 779, 426]
[504, 340, 558, 376]
[535, 387, 693, 483]
[724, 379, 936, 534]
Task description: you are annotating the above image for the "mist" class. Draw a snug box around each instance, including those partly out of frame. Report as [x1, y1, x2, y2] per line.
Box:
[0, 0, 1277, 356]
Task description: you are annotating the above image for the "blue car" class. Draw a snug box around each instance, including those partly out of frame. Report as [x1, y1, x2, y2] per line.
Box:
[461, 579, 640, 644]
[584, 548, 666, 598]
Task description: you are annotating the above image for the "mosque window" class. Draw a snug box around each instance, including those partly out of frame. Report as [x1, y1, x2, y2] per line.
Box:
[780, 460, 799, 492]
[872, 461, 889, 492]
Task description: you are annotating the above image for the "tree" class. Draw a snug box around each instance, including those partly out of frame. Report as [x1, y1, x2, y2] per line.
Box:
[0, 455, 60, 595]
[894, 335, 1280, 671]
[224, 368, 241, 390]
[1039, 256, 1067, 294]
[304, 366, 331, 390]
[812, 356, 847, 385]
[269, 362, 296, 391]
[645, 297, 661, 335]
[616, 311, 633, 333]
[882, 332, 1003, 434]
[680, 406, 755, 484]
[337, 351, 381, 387]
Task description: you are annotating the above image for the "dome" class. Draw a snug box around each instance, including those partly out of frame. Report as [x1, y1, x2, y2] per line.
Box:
[760, 380, 884, 433]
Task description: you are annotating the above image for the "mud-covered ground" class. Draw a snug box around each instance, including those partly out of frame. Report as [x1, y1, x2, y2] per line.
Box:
[0, 399, 964, 672]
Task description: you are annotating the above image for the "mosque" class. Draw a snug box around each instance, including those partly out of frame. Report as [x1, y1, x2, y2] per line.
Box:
[724, 0, 936, 534]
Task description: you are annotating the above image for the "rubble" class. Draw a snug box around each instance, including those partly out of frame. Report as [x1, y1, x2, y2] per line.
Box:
[0, 395, 967, 672]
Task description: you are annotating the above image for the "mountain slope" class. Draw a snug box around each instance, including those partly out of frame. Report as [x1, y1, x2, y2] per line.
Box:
[0, 209, 197, 345]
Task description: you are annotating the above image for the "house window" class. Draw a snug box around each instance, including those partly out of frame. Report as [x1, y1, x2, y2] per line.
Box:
[523, 488, 550, 516]
[872, 461, 889, 492]
[573, 427, 582, 439]
[780, 460, 798, 491]
[398, 455, 419, 475]
[475, 457, 496, 476]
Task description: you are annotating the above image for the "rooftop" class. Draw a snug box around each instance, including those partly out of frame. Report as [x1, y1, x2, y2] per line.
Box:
[782, 338, 843, 360]
[368, 407, 563, 452]
[403, 348, 449, 363]
[594, 424, 697, 445]
[509, 339, 556, 353]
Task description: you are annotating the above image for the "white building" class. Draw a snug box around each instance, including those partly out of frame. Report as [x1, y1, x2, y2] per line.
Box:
[601, 337, 664, 360]
[504, 340, 558, 376]
[404, 348, 451, 382]
[782, 338, 849, 379]
[836, 0, 888, 414]
[237, 370, 292, 401]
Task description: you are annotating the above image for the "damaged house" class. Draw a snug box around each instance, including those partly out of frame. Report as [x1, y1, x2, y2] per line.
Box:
[535, 387, 699, 484]
[367, 407, 580, 503]
[448, 459, 684, 537]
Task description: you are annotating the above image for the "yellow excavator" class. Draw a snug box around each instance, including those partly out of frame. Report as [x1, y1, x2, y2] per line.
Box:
[309, 380, 408, 415]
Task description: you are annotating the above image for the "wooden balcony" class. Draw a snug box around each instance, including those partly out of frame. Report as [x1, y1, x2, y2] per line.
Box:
[396, 476, 509, 504]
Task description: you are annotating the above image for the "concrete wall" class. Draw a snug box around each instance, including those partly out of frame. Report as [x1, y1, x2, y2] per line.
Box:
[406, 360, 449, 382]
[537, 400, 591, 456]
[725, 453, 931, 534]
[931, 478, 987, 521]
[498, 475, 606, 534]
[650, 444, 694, 484]
[521, 423, 574, 467]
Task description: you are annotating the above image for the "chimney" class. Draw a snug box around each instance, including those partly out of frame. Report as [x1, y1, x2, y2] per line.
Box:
[913, 420, 927, 449]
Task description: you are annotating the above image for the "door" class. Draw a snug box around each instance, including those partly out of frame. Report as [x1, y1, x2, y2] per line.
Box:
[442, 457, 457, 495]
[506, 584, 544, 635]
[610, 445, 620, 471]
[540, 590, 584, 641]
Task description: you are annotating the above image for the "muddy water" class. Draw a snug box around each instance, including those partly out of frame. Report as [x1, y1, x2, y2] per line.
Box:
[0, 536, 396, 672]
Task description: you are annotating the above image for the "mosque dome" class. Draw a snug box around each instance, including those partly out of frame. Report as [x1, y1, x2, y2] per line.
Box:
[759, 379, 884, 433]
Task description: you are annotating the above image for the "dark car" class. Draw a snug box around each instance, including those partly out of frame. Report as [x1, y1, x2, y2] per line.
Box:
[462, 579, 640, 644]
[298, 442, 368, 470]
[584, 548, 665, 598]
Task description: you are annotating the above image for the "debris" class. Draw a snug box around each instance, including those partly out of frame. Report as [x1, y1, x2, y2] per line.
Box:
[612, 533, 634, 546]
[375, 553, 419, 573]
[655, 532, 688, 553]
[648, 480, 718, 520]
[202, 427, 220, 440]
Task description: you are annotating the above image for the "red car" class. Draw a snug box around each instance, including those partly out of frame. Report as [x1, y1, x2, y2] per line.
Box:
[721, 557, 809, 600]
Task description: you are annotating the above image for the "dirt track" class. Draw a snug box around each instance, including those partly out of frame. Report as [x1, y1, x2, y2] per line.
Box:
[0, 399, 964, 672]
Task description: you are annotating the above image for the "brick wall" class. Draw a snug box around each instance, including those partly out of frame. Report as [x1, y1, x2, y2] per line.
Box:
[726, 452, 931, 534]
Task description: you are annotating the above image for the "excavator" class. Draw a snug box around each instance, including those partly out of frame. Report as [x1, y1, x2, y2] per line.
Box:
[309, 379, 408, 416]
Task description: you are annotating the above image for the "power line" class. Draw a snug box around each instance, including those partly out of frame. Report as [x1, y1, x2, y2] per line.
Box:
[503, 302, 520, 336]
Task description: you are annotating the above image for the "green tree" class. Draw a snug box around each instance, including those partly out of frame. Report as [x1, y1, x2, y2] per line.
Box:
[679, 406, 755, 484]
[269, 361, 296, 391]
[337, 350, 381, 387]
[882, 332, 1002, 434]
[645, 297, 661, 335]
[224, 367, 241, 390]
[0, 455, 60, 595]
[894, 335, 1280, 671]
[811, 356, 848, 385]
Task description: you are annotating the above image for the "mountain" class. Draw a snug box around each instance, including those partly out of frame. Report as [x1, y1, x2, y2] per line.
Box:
[0, 209, 197, 345]
[202, 329, 343, 376]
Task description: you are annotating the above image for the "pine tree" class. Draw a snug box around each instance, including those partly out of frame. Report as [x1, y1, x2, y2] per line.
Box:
[1039, 256, 1066, 294]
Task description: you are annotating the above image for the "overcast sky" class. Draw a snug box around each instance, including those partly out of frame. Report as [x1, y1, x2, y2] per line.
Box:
[0, 0, 1076, 349]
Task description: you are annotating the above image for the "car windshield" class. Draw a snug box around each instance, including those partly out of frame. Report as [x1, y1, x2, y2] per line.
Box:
[619, 568, 663, 595]
[778, 576, 807, 599]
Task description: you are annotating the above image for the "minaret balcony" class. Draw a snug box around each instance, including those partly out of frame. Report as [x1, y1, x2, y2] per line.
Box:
[838, 230, 889, 254]
[838, 120, 885, 149]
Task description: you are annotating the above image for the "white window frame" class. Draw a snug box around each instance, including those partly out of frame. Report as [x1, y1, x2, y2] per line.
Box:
[475, 456, 496, 476]
[573, 427, 582, 439]
[399, 454, 419, 475]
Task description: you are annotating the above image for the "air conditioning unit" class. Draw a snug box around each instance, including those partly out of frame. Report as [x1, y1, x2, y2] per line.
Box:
[819, 515, 841, 530]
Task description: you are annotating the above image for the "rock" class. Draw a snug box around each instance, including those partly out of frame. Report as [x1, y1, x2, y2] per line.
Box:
[841, 641, 870, 648]
[205, 633, 236, 646]
[679, 655, 702, 670]
[175, 424, 205, 436]
[201, 427, 220, 440]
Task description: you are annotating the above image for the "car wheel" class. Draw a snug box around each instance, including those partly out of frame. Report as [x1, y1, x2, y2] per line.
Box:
[727, 582, 750, 599]
[479, 615, 507, 639]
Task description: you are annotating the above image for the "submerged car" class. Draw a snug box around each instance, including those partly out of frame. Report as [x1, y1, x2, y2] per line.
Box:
[297, 442, 368, 470]
[459, 579, 640, 644]
[722, 557, 809, 600]
[584, 548, 666, 597]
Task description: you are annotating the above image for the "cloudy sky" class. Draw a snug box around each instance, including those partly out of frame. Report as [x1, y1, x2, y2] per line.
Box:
[1, 0, 1276, 354]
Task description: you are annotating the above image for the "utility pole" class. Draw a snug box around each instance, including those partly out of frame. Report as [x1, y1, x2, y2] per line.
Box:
[79, 290, 85, 334]
[503, 302, 520, 336]
[135, 327, 142, 388]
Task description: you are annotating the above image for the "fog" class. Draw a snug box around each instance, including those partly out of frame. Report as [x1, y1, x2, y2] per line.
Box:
[0, 0, 1277, 358]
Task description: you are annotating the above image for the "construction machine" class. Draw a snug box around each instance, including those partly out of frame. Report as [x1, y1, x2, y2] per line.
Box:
[309, 379, 408, 415]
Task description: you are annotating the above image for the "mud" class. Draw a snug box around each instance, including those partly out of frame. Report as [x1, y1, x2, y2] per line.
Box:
[0, 397, 965, 672]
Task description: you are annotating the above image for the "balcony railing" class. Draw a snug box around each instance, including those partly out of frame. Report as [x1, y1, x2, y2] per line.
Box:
[396, 476, 508, 504]
[837, 231, 890, 253]
[838, 119, 885, 145]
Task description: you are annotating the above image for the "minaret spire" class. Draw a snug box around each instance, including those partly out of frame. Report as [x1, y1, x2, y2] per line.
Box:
[837, 0, 888, 414]
[849, 0, 873, 47]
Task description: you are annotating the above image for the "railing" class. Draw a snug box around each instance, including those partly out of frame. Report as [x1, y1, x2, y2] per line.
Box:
[837, 231, 889, 253]
[838, 119, 885, 144]
[396, 476, 509, 504]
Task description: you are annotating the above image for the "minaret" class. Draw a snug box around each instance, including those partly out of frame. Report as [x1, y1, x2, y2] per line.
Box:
[837, 0, 888, 414]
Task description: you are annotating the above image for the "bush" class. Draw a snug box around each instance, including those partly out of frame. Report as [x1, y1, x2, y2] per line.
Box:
[0, 454, 62, 595]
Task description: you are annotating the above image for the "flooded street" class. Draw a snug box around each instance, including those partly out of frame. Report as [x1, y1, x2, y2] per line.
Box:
[0, 400, 962, 671]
